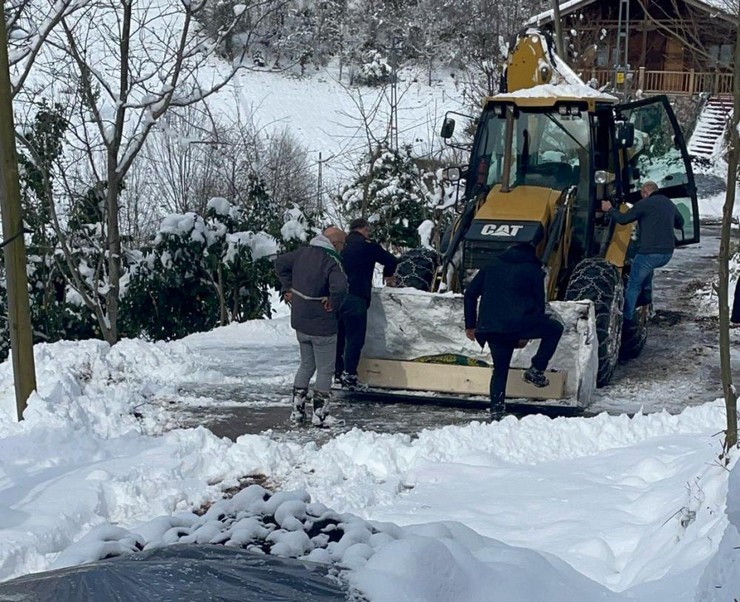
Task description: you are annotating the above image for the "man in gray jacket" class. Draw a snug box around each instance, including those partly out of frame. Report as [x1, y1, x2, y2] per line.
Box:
[275, 226, 347, 426]
[601, 181, 684, 323]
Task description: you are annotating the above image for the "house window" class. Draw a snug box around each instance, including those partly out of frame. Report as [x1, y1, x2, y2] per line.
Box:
[709, 44, 733, 67]
[596, 42, 617, 68]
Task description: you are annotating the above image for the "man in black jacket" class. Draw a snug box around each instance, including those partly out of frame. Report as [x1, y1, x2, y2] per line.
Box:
[464, 242, 564, 420]
[601, 181, 684, 323]
[275, 226, 347, 426]
[335, 218, 398, 390]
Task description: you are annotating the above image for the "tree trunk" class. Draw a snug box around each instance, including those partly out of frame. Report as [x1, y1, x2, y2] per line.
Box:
[719, 12, 740, 457]
[217, 263, 227, 326]
[0, 8, 36, 418]
[104, 172, 121, 345]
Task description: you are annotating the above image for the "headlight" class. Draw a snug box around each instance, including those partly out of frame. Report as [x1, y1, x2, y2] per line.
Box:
[594, 170, 608, 184]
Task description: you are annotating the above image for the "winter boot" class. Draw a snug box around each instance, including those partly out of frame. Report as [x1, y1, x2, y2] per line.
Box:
[341, 372, 367, 392]
[312, 391, 332, 427]
[290, 387, 309, 423]
[489, 398, 506, 421]
[522, 366, 549, 388]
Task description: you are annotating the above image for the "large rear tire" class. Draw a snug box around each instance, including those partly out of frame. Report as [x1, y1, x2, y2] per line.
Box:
[565, 257, 624, 387]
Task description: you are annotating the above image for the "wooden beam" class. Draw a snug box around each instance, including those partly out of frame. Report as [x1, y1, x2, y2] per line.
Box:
[358, 358, 567, 401]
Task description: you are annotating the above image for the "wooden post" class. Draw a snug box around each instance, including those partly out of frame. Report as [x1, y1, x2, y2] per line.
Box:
[638, 66, 645, 91]
[688, 69, 695, 95]
[0, 10, 37, 420]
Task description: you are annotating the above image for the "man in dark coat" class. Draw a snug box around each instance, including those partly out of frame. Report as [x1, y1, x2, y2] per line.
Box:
[275, 226, 347, 426]
[601, 181, 684, 323]
[464, 242, 564, 420]
[335, 218, 398, 390]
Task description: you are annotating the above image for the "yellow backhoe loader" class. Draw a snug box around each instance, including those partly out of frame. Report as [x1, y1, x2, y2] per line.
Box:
[348, 28, 700, 411]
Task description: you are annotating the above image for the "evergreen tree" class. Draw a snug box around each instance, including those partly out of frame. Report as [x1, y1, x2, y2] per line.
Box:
[339, 145, 429, 249]
[16, 102, 76, 346]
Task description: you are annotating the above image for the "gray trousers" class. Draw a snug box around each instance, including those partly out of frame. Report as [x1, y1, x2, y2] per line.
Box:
[294, 331, 337, 393]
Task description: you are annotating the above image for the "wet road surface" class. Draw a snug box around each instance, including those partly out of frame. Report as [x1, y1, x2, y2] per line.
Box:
[175, 224, 733, 443]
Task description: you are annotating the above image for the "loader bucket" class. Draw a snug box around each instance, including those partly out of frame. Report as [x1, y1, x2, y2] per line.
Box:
[358, 288, 598, 409]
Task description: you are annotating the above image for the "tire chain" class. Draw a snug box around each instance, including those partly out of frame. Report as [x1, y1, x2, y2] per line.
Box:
[565, 258, 624, 386]
[393, 248, 441, 291]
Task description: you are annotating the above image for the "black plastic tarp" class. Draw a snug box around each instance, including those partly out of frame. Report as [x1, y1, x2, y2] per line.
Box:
[0, 545, 349, 601]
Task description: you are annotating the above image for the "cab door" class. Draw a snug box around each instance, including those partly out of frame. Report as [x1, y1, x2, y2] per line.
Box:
[616, 95, 700, 246]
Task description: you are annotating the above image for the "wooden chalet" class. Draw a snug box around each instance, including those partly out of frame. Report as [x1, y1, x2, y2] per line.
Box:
[528, 0, 735, 96]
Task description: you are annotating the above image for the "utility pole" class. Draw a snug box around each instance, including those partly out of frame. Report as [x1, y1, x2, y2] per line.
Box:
[0, 10, 37, 420]
[615, 0, 631, 100]
[551, 0, 566, 58]
[317, 151, 323, 214]
[390, 35, 400, 152]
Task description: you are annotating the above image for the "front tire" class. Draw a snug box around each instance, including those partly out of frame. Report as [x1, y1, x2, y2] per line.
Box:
[565, 258, 624, 387]
[393, 248, 440, 291]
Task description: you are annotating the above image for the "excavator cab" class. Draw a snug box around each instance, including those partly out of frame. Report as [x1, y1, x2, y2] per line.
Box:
[436, 89, 699, 386]
[459, 99, 594, 275]
[446, 94, 699, 285]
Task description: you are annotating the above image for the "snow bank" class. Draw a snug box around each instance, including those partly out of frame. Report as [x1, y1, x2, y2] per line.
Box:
[697, 453, 740, 600]
[0, 320, 736, 599]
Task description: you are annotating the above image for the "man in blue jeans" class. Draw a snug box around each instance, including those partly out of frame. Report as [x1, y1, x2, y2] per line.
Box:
[601, 181, 684, 323]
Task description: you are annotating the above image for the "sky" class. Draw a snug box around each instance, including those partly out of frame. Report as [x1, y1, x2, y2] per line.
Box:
[2, 6, 740, 598]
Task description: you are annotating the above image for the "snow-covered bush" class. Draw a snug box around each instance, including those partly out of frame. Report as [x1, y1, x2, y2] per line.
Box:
[120, 197, 281, 341]
[354, 49, 392, 86]
[119, 196, 316, 341]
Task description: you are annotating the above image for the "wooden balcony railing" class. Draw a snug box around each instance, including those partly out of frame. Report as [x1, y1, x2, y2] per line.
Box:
[587, 67, 733, 95]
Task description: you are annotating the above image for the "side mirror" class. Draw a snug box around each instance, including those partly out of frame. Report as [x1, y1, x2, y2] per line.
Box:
[440, 117, 456, 139]
[444, 166, 461, 182]
[616, 121, 635, 148]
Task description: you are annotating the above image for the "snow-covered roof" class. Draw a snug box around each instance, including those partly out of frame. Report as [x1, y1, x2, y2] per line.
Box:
[527, 0, 598, 25]
[527, 0, 736, 26]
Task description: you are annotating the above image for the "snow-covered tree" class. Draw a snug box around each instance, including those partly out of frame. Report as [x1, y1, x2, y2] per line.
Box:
[3, 102, 97, 355]
[143, 107, 225, 217]
[29, 0, 250, 345]
[338, 145, 430, 249]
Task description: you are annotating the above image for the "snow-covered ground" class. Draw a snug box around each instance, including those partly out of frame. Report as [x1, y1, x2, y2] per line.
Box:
[229, 66, 464, 187]
[0, 299, 739, 600]
[3, 10, 740, 597]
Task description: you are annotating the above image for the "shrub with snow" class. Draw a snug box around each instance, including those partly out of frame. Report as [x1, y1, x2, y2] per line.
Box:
[120, 197, 293, 341]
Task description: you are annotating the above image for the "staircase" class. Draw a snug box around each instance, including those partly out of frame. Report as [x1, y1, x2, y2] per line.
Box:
[687, 95, 733, 160]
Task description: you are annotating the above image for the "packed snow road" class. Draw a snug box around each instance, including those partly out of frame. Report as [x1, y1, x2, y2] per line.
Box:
[177, 224, 732, 442]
